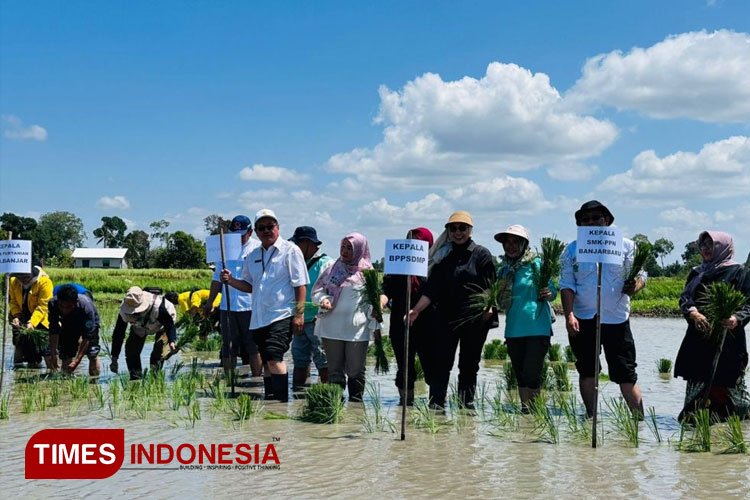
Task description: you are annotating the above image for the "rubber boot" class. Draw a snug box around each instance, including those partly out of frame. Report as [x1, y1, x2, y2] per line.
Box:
[348, 378, 365, 403]
[292, 366, 310, 389]
[263, 376, 275, 400]
[459, 384, 476, 410]
[428, 383, 447, 410]
[318, 367, 329, 384]
[405, 387, 415, 406]
[272, 373, 289, 402]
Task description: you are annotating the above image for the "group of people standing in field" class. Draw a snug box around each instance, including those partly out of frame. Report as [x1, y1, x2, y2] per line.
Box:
[7, 200, 750, 421]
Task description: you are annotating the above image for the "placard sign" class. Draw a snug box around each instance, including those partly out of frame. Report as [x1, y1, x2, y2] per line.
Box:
[384, 239, 428, 277]
[205, 233, 243, 263]
[576, 226, 624, 265]
[0, 240, 32, 274]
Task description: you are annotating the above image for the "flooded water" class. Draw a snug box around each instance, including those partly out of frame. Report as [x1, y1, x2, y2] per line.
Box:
[2, 316, 749, 499]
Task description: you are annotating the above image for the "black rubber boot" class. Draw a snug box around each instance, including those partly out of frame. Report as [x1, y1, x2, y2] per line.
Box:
[428, 383, 447, 410]
[271, 373, 289, 402]
[348, 378, 365, 403]
[263, 376, 274, 400]
[459, 383, 476, 410]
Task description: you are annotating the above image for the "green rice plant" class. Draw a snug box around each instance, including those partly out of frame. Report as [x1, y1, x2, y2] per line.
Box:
[414, 355, 424, 381]
[678, 409, 713, 452]
[411, 398, 441, 434]
[207, 377, 228, 413]
[0, 392, 11, 419]
[16, 328, 49, 352]
[299, 384, 345, 424]
[193, 334, 223, 352]
[230, 394, 263, 426]
[49, 381, 61, 407]
[184, 400, 201, 428]
[372, 336, 390, 375]
[564, 345, 577, 365]
[482, 339, 508, 360]
[21, 387, 35, 413]
[718, 415, 748, 454]
[367, 335, 395, 357]
[458, 279, 509, 326]
[69, 376, 89, 400]
[165, 318, 201, 361]
[487, 394, 520, 432]
[541, 360, 554, 391]
[169, 361, 185, 379]
[263, 411, 293, 420]
[503, 362, 518, 391]
[547, 343, 562, 363]
[89, 384, 105, 409]
[532, 236, 565, 291]
[655, 358, 673, 376]
[361, 382, 395, 433]
[34, 390, 48, 412]
[646, 406, 662, 444]
[556, 392, 584, 437]
[108, 377, 123, 408]
[605, 397, 640, 447]
[527, 395, 559, 444]
[552, 363, 573, 392]
[475, 381, 489, 413]
[698, 281, 748, 343]
[361, 270, 388, 375]
[599, 372, 610, 382]
[624, 241, 653, 283]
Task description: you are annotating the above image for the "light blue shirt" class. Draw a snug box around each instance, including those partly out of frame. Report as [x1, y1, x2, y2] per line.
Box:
[212, 237, 259, 312]
[559, 236, 646, 324]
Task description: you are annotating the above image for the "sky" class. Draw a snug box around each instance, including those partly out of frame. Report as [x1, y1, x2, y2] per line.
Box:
[1, 0, 750, 263]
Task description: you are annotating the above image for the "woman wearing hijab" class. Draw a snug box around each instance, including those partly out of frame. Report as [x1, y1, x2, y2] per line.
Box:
[9, 265, 54, 369]
[495, 225, 556, 409]
[313, 232, 381, 402]
[381, 227, 435, 406]
[408, 212, 497, 409]
[675, 231, 750, 421]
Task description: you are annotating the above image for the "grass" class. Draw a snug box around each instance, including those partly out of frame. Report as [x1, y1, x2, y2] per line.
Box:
[299, 384, 345, 424]
[655, 358, 673, 375]
[483, 340, 508, 360]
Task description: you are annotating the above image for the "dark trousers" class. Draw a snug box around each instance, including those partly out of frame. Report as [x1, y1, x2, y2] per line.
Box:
[124, 331, 168, 380]
[431, 318, 490, 403]
[390, 307, 435, 390]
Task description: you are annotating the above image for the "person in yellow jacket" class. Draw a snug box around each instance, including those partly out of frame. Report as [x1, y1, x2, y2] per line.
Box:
[9, 265, 55, 369]
[165, 289, 221, 341]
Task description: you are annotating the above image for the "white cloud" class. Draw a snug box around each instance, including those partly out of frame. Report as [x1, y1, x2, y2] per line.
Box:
[546, 162, 599, 181]
[565, 30, 750, 122]
[446, 175, 553, 213]
[327, 62, 618, 188]
[238, 164, 308, 184]
[2, 115, 48, 141]
[659, 207, 713, 228]
[96, 195, 131, 210]
[358, 193, 452, 226]
[599, 136, 750, 202]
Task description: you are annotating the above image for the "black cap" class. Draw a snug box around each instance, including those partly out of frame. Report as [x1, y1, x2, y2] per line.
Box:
[575, 200, 614, 225]
[289, 226, 322, 245]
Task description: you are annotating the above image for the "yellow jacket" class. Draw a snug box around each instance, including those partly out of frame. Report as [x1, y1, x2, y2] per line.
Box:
[9, 268, 53, 329]
[177, 289, 221, 315]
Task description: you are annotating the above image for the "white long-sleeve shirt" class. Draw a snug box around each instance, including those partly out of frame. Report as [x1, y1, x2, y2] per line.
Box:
[312, 284, 380, 342]
[212, 238, 259, 311]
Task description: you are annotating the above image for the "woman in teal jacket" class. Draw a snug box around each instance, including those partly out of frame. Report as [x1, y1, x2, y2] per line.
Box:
[495, 225, 557, 408]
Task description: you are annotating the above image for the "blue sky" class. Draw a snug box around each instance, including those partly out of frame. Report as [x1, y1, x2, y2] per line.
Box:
[2, 1, 749, 262]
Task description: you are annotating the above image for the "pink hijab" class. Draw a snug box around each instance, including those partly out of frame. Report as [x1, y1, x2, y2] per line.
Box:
[314, 232, 373, 308]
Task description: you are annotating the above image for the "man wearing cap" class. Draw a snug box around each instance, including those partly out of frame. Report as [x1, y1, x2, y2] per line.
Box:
[221, 209, 309, 402]
[48, 284, 102, 376]
[205, 215, 262, 379]
[110, 286, 179, 380]
[559, 200, 647, 416]
[289, 226, 332, 388]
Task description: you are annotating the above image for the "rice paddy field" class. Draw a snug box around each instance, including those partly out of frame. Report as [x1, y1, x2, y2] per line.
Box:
[1, 308, 749, 499]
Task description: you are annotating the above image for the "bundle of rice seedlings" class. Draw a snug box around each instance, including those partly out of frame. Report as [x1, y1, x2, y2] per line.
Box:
[605, 397, 640, 447]
[655, 358, 673, 378]
[532, 236, 565, 291]
[718, 415, 748, 454]
[698, 281, 748, 343]
[503, 362, 518, 391]
[646, 406, 662, 444]
[552, 363, 573, 392]
[361, 270, 389, 374]
[299, 383, 345, 424]
[564, 345, 577, 367]
[483, 339, 501, 359]
[624, 240, 653, 283]
[547, 343, 562, 363]
[527, 396, 559, 444]
[457, 280, 509, 327]
[16, 328, 48, 352]
[231, 394, 264, 426]
[414, 355, 425, 381]
[163, 320, 201, 361]
[0, 392, 11, 419]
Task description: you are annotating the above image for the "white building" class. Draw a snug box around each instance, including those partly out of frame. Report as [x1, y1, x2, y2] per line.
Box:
[71, 248, 129, 269]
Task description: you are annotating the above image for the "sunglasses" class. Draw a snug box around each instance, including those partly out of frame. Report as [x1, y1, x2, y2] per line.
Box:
[448, 224, 469, 233]
[579, 213, 605, 224]
[255, 223, 277, 232]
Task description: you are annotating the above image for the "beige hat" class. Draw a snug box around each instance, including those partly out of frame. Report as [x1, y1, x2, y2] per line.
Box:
[254, 208, 278, 226]
[494, 224, 530, 244]
[445, 211, 473, 227]
[120, 286, 153, 315]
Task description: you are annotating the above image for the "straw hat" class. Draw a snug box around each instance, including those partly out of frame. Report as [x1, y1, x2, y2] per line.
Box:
[444, 211, 473, 227]
[494, 225, 530, 244]
[120, 286, 153, 315]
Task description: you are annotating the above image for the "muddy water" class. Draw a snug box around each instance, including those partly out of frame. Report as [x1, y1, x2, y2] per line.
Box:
[2, 317, 749, 499]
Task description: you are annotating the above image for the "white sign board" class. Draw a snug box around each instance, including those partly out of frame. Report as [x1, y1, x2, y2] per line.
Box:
[205, 233, 243, 263]
[576, 226, 624, 265]
[384, 239, 428, 277]
[0, 240, 32, 274]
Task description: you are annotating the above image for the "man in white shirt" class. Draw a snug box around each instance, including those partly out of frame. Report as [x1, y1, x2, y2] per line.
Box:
[205, 215, 262, 379]
[560, 200, 646, 416]
[221, 209, 309, 402]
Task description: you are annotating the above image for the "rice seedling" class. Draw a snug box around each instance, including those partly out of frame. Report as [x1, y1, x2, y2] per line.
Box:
[0, 392, 11, 419]
[16, 328, 49, 352]
[69, 376, 89, 400]
[49, 381, 61, 407]
[547, 343, 562, 363]
[483, 340, 508, 361]
[605, 397, 640, 447]
[532, 236, 565, 292]
[411, 398, 441, 434]
[698, 281, 748, 343]
[21, 387, 35, 413]
[655, 358, 673, 378]
[299, 384, 345, 424]
[457, 280, 510, 327]
[646, 406, 662, 444]
[169, 360, 185, 379]
[527, 396, 559, 444]
[678, 409, 713, 452]
[207, 377, 228, 414]
[475, 381, 489, 413]
[193, 334, 223, 352]
[599, 372, 610, 382]
[359, 270, 389, 374]
[164, 318, 201, 361]
[230, 394, 264, 427]
[718, 415, 748, 454]
[564, 345, 577, 366]
[541, 360, 554, 391]
[503, 362, 518, 391]
[552, 363, 573, 392]
[624, 240, 653, 283]
[89, 384, 105, 409]
[414, 355, 424, 381]
[361, 382, 395, 433]
[34, 390, 48, 412]
[263, 411, 293, 420]
[487, 394, 520, 432]
[184, 400, 201, 428]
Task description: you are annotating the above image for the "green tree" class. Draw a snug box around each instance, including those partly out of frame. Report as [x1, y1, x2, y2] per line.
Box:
[652, 238, 674, 267]
[93, 216, 128, 247]
[149, 219, 170, 247]
[124, 230, 151, 268]
[33, 211, 85, 264]
[203, 214, 228, 235]
[0, 212, 37, 239]
[47, 249, 75, 268]
[682, 241, 702, 268]
[150, 231, 206, 269]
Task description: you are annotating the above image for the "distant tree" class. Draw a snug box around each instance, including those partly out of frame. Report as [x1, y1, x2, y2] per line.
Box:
[150, 231, 206, 269]
[203, 214, 228, 235]
[372, 258, 384, 272]
[745, 251, 750, 270]
[149, 219, 170, 247]
[652, 238, 674, 268]
[0, 212, 37, 239]
[124, 230, 151, 268]
[33, 211, 85, 264]
[681, 241, 702, 268]
[47, 249, 75, 268]
[93, 216, 128, 247]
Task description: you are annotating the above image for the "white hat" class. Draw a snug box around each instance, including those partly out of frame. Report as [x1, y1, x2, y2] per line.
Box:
[120, 286, 153, 315]
[254, 208, 278, 226]
[494, 224, 530, 244]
